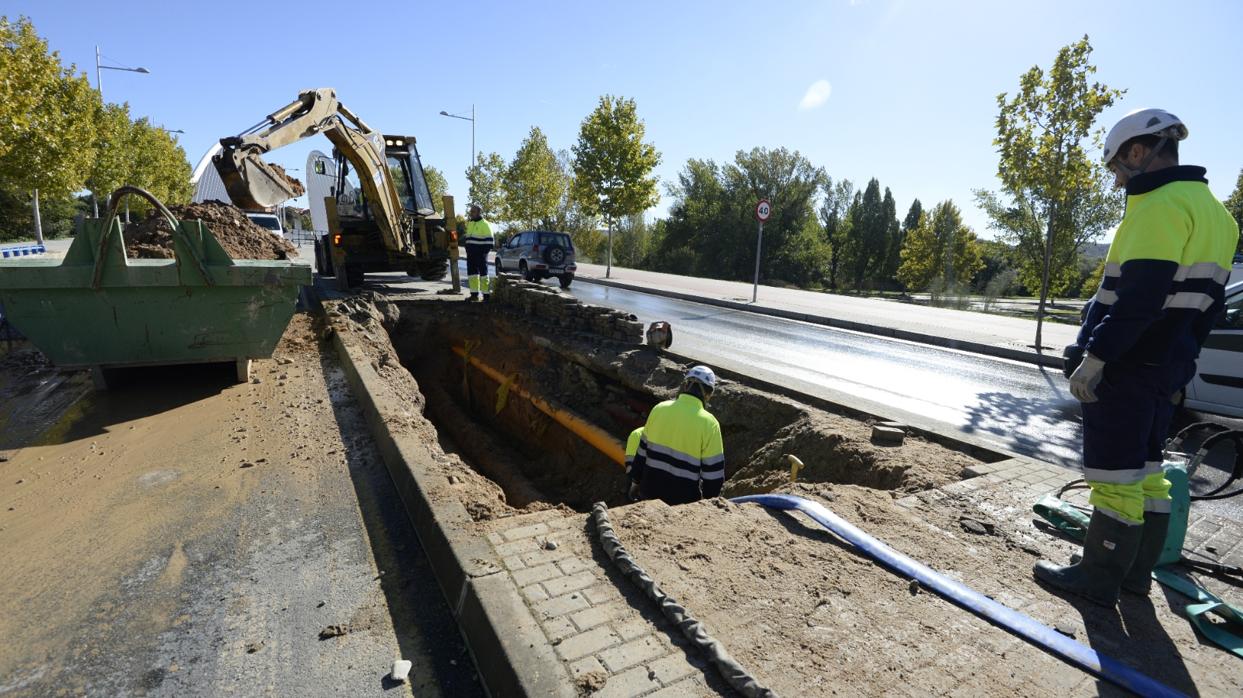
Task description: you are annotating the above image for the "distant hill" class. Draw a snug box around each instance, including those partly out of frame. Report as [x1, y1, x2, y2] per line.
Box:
[1081, 242, 1110, 260]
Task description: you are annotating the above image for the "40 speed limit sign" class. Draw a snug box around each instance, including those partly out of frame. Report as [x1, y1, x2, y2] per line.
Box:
[755, 199, 771, 222]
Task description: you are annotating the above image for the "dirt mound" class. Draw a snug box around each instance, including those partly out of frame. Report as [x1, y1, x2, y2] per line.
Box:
[268, 164, 305, 198]
[125, 201, 298, 260]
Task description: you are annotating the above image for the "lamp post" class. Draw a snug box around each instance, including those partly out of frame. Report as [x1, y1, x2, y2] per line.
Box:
[439, 105, 475, 203]
[92, 46, 149, 221]
[95, 45, 149, 101]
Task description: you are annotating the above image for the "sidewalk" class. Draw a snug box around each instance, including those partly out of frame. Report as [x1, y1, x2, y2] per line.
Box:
[573, 263, 1080, 368]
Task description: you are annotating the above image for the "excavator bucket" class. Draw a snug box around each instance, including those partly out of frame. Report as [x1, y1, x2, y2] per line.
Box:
[214, 148, 301, 210]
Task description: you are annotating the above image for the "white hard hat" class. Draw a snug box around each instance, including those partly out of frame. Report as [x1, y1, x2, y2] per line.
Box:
[1102, 108, 1187, 165]
[684, 365, 717, 390]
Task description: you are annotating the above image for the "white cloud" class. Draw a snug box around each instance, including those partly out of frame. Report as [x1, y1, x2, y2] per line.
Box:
[799, 80, 832, 110]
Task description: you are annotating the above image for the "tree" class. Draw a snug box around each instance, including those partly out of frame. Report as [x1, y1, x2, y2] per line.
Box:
[87, 102, 136, 214]
[658, 148, 825, 285]
[879, 187, 902, 287]
[896, 200, 983, 292]
[818, 178, 854, 289]
[423, 165, 448, 207]
[1225, 168, 1243, 255]
[505, 127, 567, 230]
[467, 151, 508, 220]
[572, 95, 661, 277]
[0, 16, 98, 240]
[842, 178, 888, 289]
[120, 118, 191, 208]
[980, 35, 1124, 350]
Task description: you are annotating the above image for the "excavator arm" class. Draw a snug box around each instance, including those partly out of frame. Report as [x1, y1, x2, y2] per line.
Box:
[213, 88, 408, 252]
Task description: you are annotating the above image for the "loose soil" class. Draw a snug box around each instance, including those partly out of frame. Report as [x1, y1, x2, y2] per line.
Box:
[125, 200, 298, 260]
[0, 314, 479, 696]
[268, 164, 305, 198]
[609, 484, 1241, 697]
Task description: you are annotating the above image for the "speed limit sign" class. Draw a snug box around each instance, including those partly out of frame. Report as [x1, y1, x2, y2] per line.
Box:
[755, 199, 771, 222]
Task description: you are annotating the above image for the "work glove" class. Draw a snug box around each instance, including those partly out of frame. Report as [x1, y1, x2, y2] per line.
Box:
[627, 481, 641, 502]
[1068, 352, 1106, 403]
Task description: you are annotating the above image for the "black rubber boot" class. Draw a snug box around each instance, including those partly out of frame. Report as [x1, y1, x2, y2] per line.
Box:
[1122, 512, 1170, 595]
[1034, 509, 1142, 607]
[467, 293, 478, 302]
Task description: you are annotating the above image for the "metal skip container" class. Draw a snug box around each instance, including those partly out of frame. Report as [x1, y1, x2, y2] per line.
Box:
[0, 187, 312, 387]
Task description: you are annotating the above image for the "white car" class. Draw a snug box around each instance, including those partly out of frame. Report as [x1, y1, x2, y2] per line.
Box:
[1185, 278, 1243, 417]
[244, 212, 284, 236]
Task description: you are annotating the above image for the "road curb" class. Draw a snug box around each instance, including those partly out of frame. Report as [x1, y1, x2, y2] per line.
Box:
[328, 323, 573, 698]
[576, 276, 1065, 368]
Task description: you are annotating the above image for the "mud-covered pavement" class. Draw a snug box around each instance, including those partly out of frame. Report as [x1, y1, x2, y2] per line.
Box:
[0, 316, 480, 697]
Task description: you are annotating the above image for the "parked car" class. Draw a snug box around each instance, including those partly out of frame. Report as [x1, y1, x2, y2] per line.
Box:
[1184, 279, 1243, 417]
[495, 230, 577, 288]
[245, 212, 284, 236]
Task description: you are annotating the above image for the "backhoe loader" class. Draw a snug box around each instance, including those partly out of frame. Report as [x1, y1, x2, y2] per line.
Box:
[214, 88, 452, 289]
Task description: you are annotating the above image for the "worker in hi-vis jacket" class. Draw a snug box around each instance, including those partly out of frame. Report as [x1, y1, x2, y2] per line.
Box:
[1038, 108, 1239, 607]
[626, 366, 726, 505]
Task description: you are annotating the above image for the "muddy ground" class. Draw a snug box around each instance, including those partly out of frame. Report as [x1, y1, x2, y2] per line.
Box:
[0, 315, 480, 697]
[125, 200, 298, 260]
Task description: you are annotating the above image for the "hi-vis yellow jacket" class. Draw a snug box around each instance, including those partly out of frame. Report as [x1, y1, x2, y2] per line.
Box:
[631, 394, 725, 505]
[1078, 166, 1239, 366]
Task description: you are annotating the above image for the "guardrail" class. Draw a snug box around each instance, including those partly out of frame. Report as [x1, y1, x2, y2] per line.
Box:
[0, 243, 47, 258]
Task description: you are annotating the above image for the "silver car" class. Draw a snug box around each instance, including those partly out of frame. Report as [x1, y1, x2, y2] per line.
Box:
[495, 230, 577, 288]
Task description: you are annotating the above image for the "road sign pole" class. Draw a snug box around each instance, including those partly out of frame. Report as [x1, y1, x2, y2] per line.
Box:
[752, 220, 763, 303]
[751, 198, 770, 303]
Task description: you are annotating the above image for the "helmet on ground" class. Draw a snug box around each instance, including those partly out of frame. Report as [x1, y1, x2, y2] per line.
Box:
[684, 365, 717, 391]
[1102, 109, 1187, 165]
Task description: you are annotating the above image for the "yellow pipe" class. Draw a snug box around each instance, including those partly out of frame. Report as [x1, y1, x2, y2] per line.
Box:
[452, 346, 626, 466]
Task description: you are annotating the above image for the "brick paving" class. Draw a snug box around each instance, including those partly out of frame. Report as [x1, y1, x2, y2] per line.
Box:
[483, 509, 719, 697]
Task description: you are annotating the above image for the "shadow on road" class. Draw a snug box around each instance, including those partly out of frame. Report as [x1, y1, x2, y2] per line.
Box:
[962, 390, 1082, 467]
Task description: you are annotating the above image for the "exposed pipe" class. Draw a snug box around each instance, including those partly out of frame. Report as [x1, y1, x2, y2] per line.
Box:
[733, 494, 1186, 698]
[452, 345, 625, 466]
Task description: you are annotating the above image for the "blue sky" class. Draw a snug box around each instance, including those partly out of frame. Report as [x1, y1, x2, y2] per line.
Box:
[10, 0, 1243, 239]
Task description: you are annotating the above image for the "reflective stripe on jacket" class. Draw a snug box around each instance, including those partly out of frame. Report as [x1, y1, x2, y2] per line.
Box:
[1077, 166, 1239, 366]
[463, 219, 495, 247]
[635, 394, 725, 505]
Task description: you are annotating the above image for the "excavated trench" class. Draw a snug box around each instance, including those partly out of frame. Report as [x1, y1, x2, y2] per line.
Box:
[377, 299, 988, 518]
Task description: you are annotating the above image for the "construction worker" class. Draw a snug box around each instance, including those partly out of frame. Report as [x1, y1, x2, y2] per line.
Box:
[627, 366, 726, 505]
[1037, 109, 1240, 606]
[463, 204, 494, 302]
[625, 426, 645, 501]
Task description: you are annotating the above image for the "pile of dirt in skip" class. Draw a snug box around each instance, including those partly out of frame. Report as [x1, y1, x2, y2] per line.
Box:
[124, 201, 298, 260]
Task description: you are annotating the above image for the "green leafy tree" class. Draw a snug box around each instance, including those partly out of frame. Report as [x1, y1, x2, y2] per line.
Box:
[658, 148, 825, 286]
[0, 16, 97, 239]
[613, 213, 651, 267]
[572, 95, 661, 276]
[121, 118, 191, 207]
[505, 127, 567, 230]
[897, 200, 983, 291]
[879, 187, 903, 287]
[467, 151, 508, 221]
[818, 178, 854, 289]
[902, 199, 923, 234]
[979, 35, 1124, 349]
[1225, 168, 1243, 255]
[87, 101, 136, 213]
[842, 178, 889, 289]
[423, 165, 448, 207]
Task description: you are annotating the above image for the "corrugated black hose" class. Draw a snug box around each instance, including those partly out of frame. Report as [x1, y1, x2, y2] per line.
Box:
[591, 502, 777, 698]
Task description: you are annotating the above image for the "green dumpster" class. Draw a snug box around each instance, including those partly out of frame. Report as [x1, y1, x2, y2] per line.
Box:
[0, 187, 312, 387]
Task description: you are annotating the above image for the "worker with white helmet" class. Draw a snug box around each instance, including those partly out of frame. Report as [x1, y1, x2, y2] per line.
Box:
[1038, 109, 1240, 607]
[627, 365, 726, 505]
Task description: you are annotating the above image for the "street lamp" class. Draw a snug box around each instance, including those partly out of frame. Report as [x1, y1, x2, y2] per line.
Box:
[95, 45, 149, 101]
[439, 105, 475, 203]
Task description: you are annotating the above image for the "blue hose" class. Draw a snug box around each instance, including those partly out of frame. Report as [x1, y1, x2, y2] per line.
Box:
[733, 493, 1186, 698]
